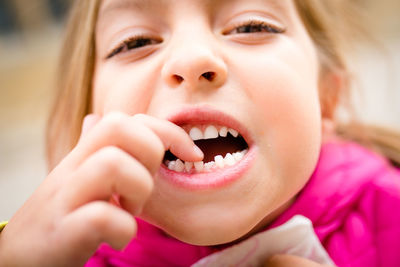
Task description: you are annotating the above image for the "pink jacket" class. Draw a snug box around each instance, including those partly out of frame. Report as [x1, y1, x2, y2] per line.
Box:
[86, 141, 400, 266]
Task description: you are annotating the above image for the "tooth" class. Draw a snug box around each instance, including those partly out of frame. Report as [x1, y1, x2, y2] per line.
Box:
[204, 161, 215, 170]
[228, 128, 239, 137]
[224, 153, 236, 166]
[174, 159, 185, 172]
[204, 125, 218, 139]
[214, 155, 224, 168]
[189, 127, 203, 141]
[185, 162, 193, 172]
[194, 161, 204, 172]
[168, 161, 176, 170]
[219, 127, 228, 137]
[233, 151, 243, 161]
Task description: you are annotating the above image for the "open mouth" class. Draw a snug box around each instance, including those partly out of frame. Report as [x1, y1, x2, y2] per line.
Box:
[163, 124, 249, 173]
[159, 107, 256, 189]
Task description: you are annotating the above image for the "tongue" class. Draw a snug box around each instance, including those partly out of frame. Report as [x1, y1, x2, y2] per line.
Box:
[194, 135, 247, 163]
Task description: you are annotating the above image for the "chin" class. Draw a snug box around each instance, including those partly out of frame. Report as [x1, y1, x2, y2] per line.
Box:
[164, 223, 250, 246]
[141, 206, 262, 246]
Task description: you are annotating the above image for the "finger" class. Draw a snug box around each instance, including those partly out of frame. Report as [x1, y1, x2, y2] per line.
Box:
[59, 201, 136, 263]
[133, 114, 204, 162]
[78, 114, 101, 141]
[63, 146, 154, 214]
[68, 112, 167, 173]
[264, 254, 333, 267]
[68, 112, 203, 173]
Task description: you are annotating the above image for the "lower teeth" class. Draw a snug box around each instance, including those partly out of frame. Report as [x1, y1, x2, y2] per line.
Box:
[166, 149, 248, 173]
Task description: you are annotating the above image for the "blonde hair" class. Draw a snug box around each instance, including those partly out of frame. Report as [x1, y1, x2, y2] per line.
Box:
[47, 0, 400, 169]
[47, 1, 101, 168]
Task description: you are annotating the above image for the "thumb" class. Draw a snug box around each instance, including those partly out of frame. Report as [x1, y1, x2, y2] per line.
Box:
[79, 114, 101, 140]
[59, 202, 137, 265]
[264, 254, 333, 267]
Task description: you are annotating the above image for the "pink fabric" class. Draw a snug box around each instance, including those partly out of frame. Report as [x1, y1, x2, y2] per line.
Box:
[85, 219, 215, 267]
[86, 141, 400, 267]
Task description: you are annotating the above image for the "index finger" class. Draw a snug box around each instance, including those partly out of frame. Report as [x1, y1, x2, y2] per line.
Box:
[68, 112, 203, 172]
[133, 114, 204, 162]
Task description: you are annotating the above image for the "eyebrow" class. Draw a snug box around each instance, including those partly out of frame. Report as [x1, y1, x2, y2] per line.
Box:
[99, 0, 236, 16]
[99, 0, 167, 17]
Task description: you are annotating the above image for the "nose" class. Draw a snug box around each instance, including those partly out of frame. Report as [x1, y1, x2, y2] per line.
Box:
[161, 42, 227, 90]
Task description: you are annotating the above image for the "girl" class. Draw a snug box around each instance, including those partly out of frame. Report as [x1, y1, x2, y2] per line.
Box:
[1, 0, 400, 266]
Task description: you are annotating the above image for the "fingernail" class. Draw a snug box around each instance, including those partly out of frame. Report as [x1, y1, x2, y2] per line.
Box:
[81, 114, 100, 135]
[193, 145, 204, 159]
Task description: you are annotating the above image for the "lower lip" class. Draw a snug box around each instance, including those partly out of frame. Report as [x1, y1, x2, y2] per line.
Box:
[158, 146, 257, 190]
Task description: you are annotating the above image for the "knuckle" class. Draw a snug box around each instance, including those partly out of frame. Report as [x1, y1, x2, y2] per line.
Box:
[144, 143, 165, 174]
[134, 167, 154, 194]
[96, 147, 125, 175]
[84, 202, 137, 248]
[85, 202, 113, 230]
[152, 139, 165, 160]
[142, 176, 154, 197]
[103, 111, 126, 123]
[131, 113, 147, 122]
[102, 112, 126, 134]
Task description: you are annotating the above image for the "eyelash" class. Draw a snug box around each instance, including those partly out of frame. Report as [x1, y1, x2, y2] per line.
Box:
[106, 20, 285, 59]
[224, 20, 285, 35]
[106, 35, 162, 59]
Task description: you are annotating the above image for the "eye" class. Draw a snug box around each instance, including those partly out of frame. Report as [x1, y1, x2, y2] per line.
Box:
[223, 20, 285, 35]
[106, 35, 162, 59]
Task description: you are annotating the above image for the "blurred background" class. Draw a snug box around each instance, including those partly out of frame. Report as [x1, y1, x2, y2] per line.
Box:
[0, 0, 71, 218]
[0, 0, 399, 219]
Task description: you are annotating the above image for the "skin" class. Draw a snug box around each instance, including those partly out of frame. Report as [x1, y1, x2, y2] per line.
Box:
[0, 0, 333, 266]
[94, 0, 321, 245]
[0, 113, 203, 266]
[264, 254, 333, 267]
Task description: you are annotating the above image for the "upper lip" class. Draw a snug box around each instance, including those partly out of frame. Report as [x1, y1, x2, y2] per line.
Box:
[165, 105, 254, 146]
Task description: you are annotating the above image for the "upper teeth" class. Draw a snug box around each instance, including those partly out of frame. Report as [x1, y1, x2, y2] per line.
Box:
[188, 125, 240, 140]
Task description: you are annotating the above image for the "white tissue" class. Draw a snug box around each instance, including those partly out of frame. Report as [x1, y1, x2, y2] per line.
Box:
[192, 215, 334, 267]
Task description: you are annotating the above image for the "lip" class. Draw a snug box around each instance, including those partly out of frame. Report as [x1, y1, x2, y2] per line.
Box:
[159, 106, 257, 190]
[166, 106, 254, 146]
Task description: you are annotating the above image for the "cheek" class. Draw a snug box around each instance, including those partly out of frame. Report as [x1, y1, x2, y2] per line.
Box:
[234, 43, 322, 188]
[249, 60, 321, 140]
[235, 39, 321, 138]
[92, 63, 161, 114]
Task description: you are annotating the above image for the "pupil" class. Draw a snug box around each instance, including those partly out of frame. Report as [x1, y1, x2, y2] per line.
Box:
[238, 25, 261, 33]
[128, 39, 151, 49]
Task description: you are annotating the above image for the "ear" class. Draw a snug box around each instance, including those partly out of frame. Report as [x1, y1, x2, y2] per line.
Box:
[318, 68, 346, 120]
[321, 117, 339, 144]
[319, 68, 347, 143]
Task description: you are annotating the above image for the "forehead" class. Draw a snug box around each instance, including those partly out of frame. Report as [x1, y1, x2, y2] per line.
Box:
[99, 0, 291, 17]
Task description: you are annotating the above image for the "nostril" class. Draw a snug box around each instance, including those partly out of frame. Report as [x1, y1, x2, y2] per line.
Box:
[201, 72, 216, 82]
[173, 74, 184, 83]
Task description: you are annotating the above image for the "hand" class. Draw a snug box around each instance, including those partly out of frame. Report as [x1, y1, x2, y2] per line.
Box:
[0, 112, 203, 267]
[264, 254, 335, 267]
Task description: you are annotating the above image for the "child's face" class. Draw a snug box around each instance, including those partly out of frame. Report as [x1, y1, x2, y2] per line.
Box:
[94, 0, 322, 245]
